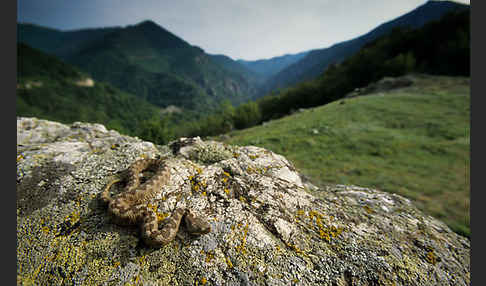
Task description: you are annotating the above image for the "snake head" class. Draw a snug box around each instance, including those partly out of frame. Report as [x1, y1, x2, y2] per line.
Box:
[184, 210, 211, 235]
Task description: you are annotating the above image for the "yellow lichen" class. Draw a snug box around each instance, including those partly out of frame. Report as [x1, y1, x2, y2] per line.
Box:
[56, 210, 82, 237]
[235, 223, 249, 254]
[158, 212, 169, 222]
[320, 230, 331, 242]
[41, 226, 50, 235]
[205, 251, 215, 263]
[299, 209, 344, 242]
[287, 242, 306, 256]
[27, 240, 87, 284]
[426, 250, 437, 265]
[147, 204, 168, 222]
[249, 154, 259, 160]
[147, 203, 158, 213]
[363, 205, 375, 214]
[330, 225, 344, 238]
[225, 256, 233, 268]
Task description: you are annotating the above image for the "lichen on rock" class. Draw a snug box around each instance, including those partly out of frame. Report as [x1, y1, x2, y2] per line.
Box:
[17, 117, 470, 285]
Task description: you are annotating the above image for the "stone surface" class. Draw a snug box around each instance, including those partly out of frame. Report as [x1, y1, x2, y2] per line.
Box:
[346, 75, 414, 98]
[17, 117, 470, 285]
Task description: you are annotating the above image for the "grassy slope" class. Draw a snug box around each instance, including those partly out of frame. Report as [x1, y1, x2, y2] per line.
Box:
[222, 74, 470, 237]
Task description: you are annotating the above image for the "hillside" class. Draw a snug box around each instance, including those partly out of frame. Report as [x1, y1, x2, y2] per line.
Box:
[260, 0, 469, 96]
[17, 23, 119, 59]
[17, 20, 260, 114]
[16, 43, 172, 142]
[221, 74, 470, 237]
[209, 54, 264, 88]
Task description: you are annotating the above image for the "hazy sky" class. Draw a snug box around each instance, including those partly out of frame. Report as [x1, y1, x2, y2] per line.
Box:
[17, 0, 470, 61]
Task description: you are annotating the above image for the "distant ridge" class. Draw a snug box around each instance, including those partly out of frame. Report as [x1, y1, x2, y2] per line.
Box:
[237, 51, 309, 80]
[260, 0, 469, 96]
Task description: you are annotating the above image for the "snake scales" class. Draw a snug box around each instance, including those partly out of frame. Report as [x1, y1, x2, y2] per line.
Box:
[101, 158, 211, 247]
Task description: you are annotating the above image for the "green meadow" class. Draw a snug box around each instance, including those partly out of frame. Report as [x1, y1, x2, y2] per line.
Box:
[222, 74, 470, 237]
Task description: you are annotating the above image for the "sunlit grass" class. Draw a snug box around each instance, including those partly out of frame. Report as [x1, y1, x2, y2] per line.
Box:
[222, 75, 470, 237]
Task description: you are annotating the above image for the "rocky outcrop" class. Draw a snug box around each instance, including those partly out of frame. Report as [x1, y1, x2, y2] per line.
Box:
[346, 75, 414, 98]
[74, 78, 95, 87]
[17, 117, 470, 285]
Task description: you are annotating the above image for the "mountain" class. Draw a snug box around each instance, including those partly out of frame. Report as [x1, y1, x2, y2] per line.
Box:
[16, 42, 173, 142]
[237, 51, 309, 80]
[17, 20, 260, 113]
[209, 54, 264, 87]
[260, 0, 469, 96]
[17, 23, 119, 59]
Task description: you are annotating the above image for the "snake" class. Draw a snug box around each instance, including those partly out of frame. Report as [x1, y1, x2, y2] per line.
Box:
[101, 158, 211, 247]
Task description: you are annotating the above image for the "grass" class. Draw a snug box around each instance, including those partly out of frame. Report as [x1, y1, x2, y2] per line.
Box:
[221, 74, 470, 237]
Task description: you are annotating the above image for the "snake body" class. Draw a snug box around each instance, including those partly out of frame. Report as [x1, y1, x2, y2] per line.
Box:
[101, 159, 211, 247]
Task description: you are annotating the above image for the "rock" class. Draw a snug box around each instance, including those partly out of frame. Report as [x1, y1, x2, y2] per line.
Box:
[74, 78, 95, 87]
[17, 117, 470, 285]
[345, 74, 414, 98]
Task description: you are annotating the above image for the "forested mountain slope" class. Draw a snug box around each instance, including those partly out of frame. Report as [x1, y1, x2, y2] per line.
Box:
[18, 20, 260, 113]
[260, 0, 468, 96]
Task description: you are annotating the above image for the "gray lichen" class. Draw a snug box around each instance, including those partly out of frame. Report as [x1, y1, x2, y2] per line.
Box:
[17, 117, 470, 286]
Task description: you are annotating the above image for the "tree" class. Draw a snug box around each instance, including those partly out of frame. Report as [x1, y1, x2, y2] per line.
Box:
[137, 117, 173, 145]
[383, 52, 416, 76]
[234, 102, 262, 129]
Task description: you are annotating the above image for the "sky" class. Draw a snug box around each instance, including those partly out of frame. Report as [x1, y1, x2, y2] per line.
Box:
[17, 0, 470, 61]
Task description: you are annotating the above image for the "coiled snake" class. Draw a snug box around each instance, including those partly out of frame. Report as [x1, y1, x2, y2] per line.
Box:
[101, 158, 211, 247]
